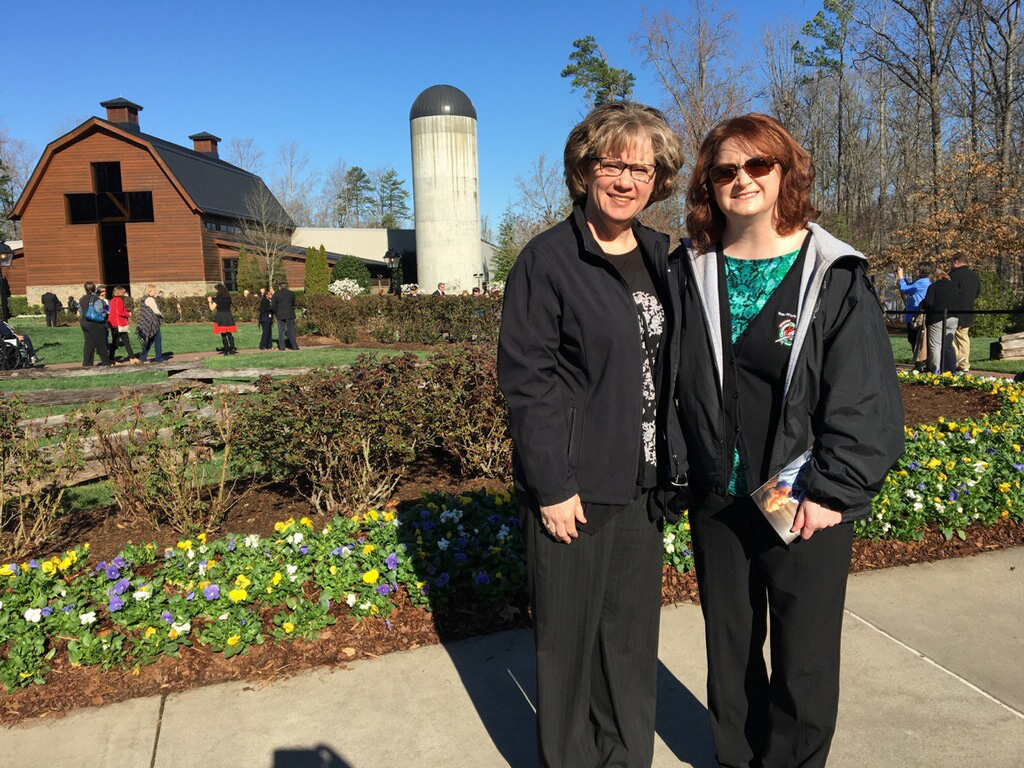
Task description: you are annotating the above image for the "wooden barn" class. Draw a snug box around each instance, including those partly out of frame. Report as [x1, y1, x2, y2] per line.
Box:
[8, 98, 301, 304]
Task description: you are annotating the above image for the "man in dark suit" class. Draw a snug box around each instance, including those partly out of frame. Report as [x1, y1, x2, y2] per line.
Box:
[950, 252, 980, 373]
[432, 282, 446, 296]
[270, 282, 299, 350]
[41, 292, 61, 326]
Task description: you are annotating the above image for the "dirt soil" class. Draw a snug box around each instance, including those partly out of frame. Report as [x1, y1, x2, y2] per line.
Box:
[2, 380, 1021, 724]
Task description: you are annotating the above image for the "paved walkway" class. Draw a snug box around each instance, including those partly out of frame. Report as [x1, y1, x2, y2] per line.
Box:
[2, 547, 1022, 767]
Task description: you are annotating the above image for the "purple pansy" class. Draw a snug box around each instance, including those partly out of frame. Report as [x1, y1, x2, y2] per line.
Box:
[112, 557, 127, 568]
[385, 552, 398, 571]
[161, 611, 174, 623]
[474, 572, 490, 586]
[185, 590, 196, 601]
[299, 546, 309, 555]
[435, 572, 450, 588]
[227, 538, 236, 552]
[105, 564, 120, 580]
[110, 578, 130, 596]
[108, 595, 124, 612]
[41, 606, 53, 617]
[377, 584, 392, 596]
[28, 559, 40, 570]
[908, 462, 919, 470]
[203, 584, 220, 600]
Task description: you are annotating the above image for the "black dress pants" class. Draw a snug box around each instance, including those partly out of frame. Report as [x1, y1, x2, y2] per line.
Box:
[690, 493, 854, 768]
[259, 319, 273, 349]
[45, 309, 58, 326]
[80, 320, 110, 366]
[521, 490, 663, 768]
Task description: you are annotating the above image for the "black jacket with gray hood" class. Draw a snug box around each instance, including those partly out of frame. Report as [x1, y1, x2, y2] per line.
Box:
[675, 223, 904, 522]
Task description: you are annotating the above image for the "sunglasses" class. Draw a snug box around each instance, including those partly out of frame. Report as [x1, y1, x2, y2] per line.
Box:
[707, 155, 779, 185]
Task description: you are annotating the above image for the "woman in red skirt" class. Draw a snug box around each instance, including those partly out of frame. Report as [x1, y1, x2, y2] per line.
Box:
[207, 283, 237, 355]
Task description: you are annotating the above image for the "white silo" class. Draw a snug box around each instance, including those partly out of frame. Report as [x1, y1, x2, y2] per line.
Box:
[409, 84, 482, 292]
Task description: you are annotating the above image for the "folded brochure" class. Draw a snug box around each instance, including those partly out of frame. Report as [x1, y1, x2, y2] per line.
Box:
[751, 449, 813, 545]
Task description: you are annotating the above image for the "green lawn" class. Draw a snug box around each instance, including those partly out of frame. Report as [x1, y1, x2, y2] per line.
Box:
[13, 318, 281, 365]
[889, 335, 1024, 374]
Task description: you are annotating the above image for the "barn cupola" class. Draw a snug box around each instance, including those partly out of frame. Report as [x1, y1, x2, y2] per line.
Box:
[100, 97, 143, 132]
[189, 132, 221, 159]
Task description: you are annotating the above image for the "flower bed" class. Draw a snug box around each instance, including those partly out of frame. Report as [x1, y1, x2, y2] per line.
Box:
[863, 372, 1024, 540]
[1, 372, 1022, 694]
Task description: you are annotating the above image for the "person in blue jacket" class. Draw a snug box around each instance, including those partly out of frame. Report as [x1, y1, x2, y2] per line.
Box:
[897, 266, 931, 372]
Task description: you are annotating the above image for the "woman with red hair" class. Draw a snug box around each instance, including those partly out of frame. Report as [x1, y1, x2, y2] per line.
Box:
[675, 114, 904, 767]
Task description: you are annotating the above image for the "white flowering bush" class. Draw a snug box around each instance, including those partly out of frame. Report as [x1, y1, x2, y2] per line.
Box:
[328, 278, 365, 297]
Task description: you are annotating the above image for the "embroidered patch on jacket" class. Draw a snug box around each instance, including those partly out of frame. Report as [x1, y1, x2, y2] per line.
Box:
[776, 313, 796, 346]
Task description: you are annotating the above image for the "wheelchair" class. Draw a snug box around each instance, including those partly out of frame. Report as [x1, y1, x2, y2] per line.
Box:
[0, 322, 34, 370]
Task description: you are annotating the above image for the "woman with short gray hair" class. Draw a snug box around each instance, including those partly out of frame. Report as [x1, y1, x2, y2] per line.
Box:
[498, 102, 688, 767]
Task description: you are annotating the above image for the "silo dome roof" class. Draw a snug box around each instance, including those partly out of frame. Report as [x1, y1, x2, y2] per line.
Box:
[410, 85, 477, 121]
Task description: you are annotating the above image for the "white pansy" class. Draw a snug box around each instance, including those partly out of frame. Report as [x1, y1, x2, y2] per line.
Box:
[79, 611, 97, 626]
[346, 593, 358, 607]
[218, 612, 229, 621]
[171, 621, 191, 635]
[360, 601, 371, 611]
[23, 608, 42, 623]
[244, 534, 260, 548]
[437, 539, 449, 551]
[133, 589, 151, 601]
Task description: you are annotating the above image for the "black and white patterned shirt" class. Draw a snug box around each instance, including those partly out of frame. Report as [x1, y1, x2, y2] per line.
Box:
[603, 246, 664, 486]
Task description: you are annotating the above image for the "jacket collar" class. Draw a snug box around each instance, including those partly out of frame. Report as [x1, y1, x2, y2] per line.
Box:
[569, 203, 668, 266]
[685, 222, 866, 394]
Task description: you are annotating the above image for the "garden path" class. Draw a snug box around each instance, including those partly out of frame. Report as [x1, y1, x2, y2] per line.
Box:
[2, 547, 1021, 767]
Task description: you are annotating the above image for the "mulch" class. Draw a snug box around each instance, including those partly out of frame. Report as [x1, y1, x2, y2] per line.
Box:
[2, 379, 1022, 724]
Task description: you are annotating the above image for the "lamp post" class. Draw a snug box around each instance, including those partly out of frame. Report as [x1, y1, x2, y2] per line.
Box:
[0, 242, 13, 322]
[384, 249, 401, 296]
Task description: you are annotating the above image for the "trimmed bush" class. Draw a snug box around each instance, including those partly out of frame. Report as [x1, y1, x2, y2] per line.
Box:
[973, 271, 1024, 337]
[233, 354, 427, 516]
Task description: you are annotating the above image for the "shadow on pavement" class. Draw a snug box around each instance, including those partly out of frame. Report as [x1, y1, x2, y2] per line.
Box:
[655, 660, 718, 767]
[443, 631, 718, 768]
[272, 744, 353, 767]
[443, 630, 539, 767]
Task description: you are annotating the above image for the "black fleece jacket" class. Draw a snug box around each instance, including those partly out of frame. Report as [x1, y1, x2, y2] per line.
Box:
[497, 205, 687, 509]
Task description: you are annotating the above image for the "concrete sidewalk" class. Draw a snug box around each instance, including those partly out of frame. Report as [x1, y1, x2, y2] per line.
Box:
[3, 548, 1022, 767]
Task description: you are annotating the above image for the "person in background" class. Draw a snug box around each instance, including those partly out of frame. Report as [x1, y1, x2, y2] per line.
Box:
[258, 287, 275, 350]
[433, 282, 446, 296]
[207, 283, 238, 355]
[41, 291, 61, 327]
[498, 102, 687, 768]
[136, 284, 166, 363]
[67, 295, 79, 315]
[270, 281, 298, 350]
[949, 252, 980, 373]
[107, 286, 139, 364]
[79, 281, 112, 367]
[1, 319, 42, 364]
[677, 113, 904, 768]
[920, 268, 960, 374]
[897, 265, 931, 372]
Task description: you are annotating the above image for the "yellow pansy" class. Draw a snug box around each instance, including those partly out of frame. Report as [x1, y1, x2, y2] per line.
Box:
[283, 622, 295, 634]
[226, 635, 240, 646]
[197, 533, 207, 544]
[367, 509, 379, 521]
[0, 564, 15, 577]
[145, 627, 157, 638]
[235, 574, 251, 589]
[177, 540, 193, 551]
[168, 629, 179, 640]
[362, 569, 380, 585]
[40, 561, 56, 575]
[926, 458, 942, 469]
[363, 543, 375, 555]
[383, 511, 395, 522]
[999, 483, 1011, 493]
[329, 565, 337, 575]
[300, 517, 313, 528]
[228, 588, 248, 603]
[271, 572, 283, 586]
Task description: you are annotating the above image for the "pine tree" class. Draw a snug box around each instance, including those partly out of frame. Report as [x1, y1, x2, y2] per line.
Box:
[236, 247, 265, 293]
[304, 244, 330, 295]
[490, 207, 521, 282]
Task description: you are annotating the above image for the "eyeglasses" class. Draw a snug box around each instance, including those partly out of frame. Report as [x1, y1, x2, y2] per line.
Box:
[593, 157, 658, 184]
[707, 156, 779, 185]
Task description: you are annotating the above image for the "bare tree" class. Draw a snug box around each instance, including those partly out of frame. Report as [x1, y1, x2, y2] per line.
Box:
[632, 1, 750, 157]
[761, 24, 805, 133]
[0, 127, 34, 240]
[857, 0, 969, 203]
[236, 183, 291, 289]
[225, 138, 265, 173]
[269, 141, 319, 227]
[312, 159, 349, 227]
[514, 153, 570, 236]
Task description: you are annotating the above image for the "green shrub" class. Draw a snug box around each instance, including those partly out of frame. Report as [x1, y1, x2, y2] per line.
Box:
[233, 354, 427, 516]
[422, 345, 512, 478]
[973, 271, 1024, 337]
[304, 245, 330, 296]
[330, 254, 371, 293]
[5, 297, 41, 317]
[0, 399, 83, 558]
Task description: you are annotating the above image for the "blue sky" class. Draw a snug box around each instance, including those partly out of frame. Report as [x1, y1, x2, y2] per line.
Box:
[3, 0, 816, 228]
